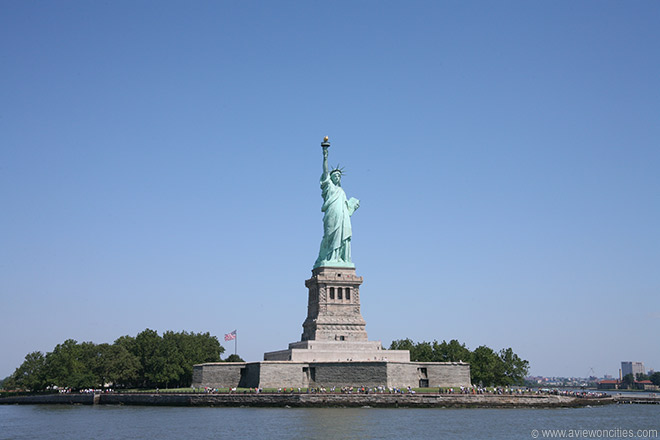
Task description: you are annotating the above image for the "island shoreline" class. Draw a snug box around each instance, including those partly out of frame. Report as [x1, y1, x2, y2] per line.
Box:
[0, 393, 620, 408]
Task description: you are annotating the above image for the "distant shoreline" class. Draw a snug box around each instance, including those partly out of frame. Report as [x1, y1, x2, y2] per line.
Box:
[0, 392, 621, 408]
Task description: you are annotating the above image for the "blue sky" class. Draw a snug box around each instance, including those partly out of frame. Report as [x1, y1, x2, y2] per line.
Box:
[1, 1, 658, 379]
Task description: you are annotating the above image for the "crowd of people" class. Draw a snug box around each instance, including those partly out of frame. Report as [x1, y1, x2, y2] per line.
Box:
[437, 386, 609, 398]
[61, 388, 114, 394]
[51, 385, 611, 398]
[194, 385, 612, 398]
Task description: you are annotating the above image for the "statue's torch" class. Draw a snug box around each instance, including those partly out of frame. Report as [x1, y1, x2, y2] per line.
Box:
[321, 136, 330, 149]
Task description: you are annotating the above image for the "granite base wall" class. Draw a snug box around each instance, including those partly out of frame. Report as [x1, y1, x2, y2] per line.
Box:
[312, 362, 388, 387]
[424, 362, 471, 388]
[193, 361, 471, 389]
[258, 362, 308, 388]
[192, 362, 246, 388]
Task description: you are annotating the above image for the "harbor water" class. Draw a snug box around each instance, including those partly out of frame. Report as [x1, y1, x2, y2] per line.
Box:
[1, 403, 659, 440]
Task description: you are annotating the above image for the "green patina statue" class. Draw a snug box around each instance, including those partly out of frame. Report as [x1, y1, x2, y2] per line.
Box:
[314, 137, 360, 269]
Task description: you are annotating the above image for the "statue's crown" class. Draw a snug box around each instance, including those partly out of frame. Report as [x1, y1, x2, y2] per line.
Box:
[330, 165, 345, 176]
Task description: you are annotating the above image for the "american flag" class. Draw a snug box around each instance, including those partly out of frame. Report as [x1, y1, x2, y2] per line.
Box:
[224, 330, 237, 341]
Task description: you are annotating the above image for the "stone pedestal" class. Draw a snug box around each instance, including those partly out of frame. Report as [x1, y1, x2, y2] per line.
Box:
[302, 266, 367, 342]
[264, 266, 409, 362]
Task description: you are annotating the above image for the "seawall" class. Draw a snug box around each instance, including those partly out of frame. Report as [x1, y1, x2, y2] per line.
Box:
[0, 393, 615, 408]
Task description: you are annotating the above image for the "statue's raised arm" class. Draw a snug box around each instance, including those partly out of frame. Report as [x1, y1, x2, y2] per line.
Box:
[314, 137, 360, 269]
[321, 136, 330, 180]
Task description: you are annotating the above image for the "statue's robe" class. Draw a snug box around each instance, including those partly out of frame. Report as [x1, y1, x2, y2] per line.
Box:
[314, 174, 356, 267]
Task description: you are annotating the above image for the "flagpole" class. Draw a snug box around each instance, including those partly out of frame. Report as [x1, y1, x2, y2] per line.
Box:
[235, 331, 237, 356]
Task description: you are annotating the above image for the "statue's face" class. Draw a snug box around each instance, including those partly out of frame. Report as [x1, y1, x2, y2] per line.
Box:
[331, 173, 341, 185]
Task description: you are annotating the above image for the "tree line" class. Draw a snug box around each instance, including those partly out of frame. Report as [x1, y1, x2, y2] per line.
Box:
[389, 338, 529, 387]
[2, 333, 529, 391]
[2, 329, 226, 391]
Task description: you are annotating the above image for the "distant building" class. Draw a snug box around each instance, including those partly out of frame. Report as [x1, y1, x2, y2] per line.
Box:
[597, 379, 621, 390]
[599, 379, 659, 391]
[621, 361, 645, 378]
[634, 380, 658, 391]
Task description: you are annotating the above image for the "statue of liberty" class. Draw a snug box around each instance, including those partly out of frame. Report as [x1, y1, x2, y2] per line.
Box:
[314, 137, 360, 268]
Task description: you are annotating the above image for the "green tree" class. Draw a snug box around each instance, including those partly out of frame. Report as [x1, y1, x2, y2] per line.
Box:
[635, 373, 649, 381]
[110, 344, 141, 387]
[130, 329, 163, 388]
[157, 331, 186, 388]
[225, 354, 245, 362]
[0, 375, 13, 390]
[94, 343, 140, 388]
[470, 345, 502, 387]
[79, 341, 105, 386]
[498, 348, 529, 386]
[44, 340, 99, 390]
[622, 373, 635, 387]
[389, 338, 415, 352]
[10, 351, 48, 391]
[118, 329, 224, 388]
[390, 339, 436, 362]
[412, 341, 434, 362]
[649, 372, 660, 386]
[165, 331, 223, 387]
[433, 339, 472, 363]
[392, 338, 527, 387]
[2, 376, 18, 391]
[6, 329, 225, 391]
